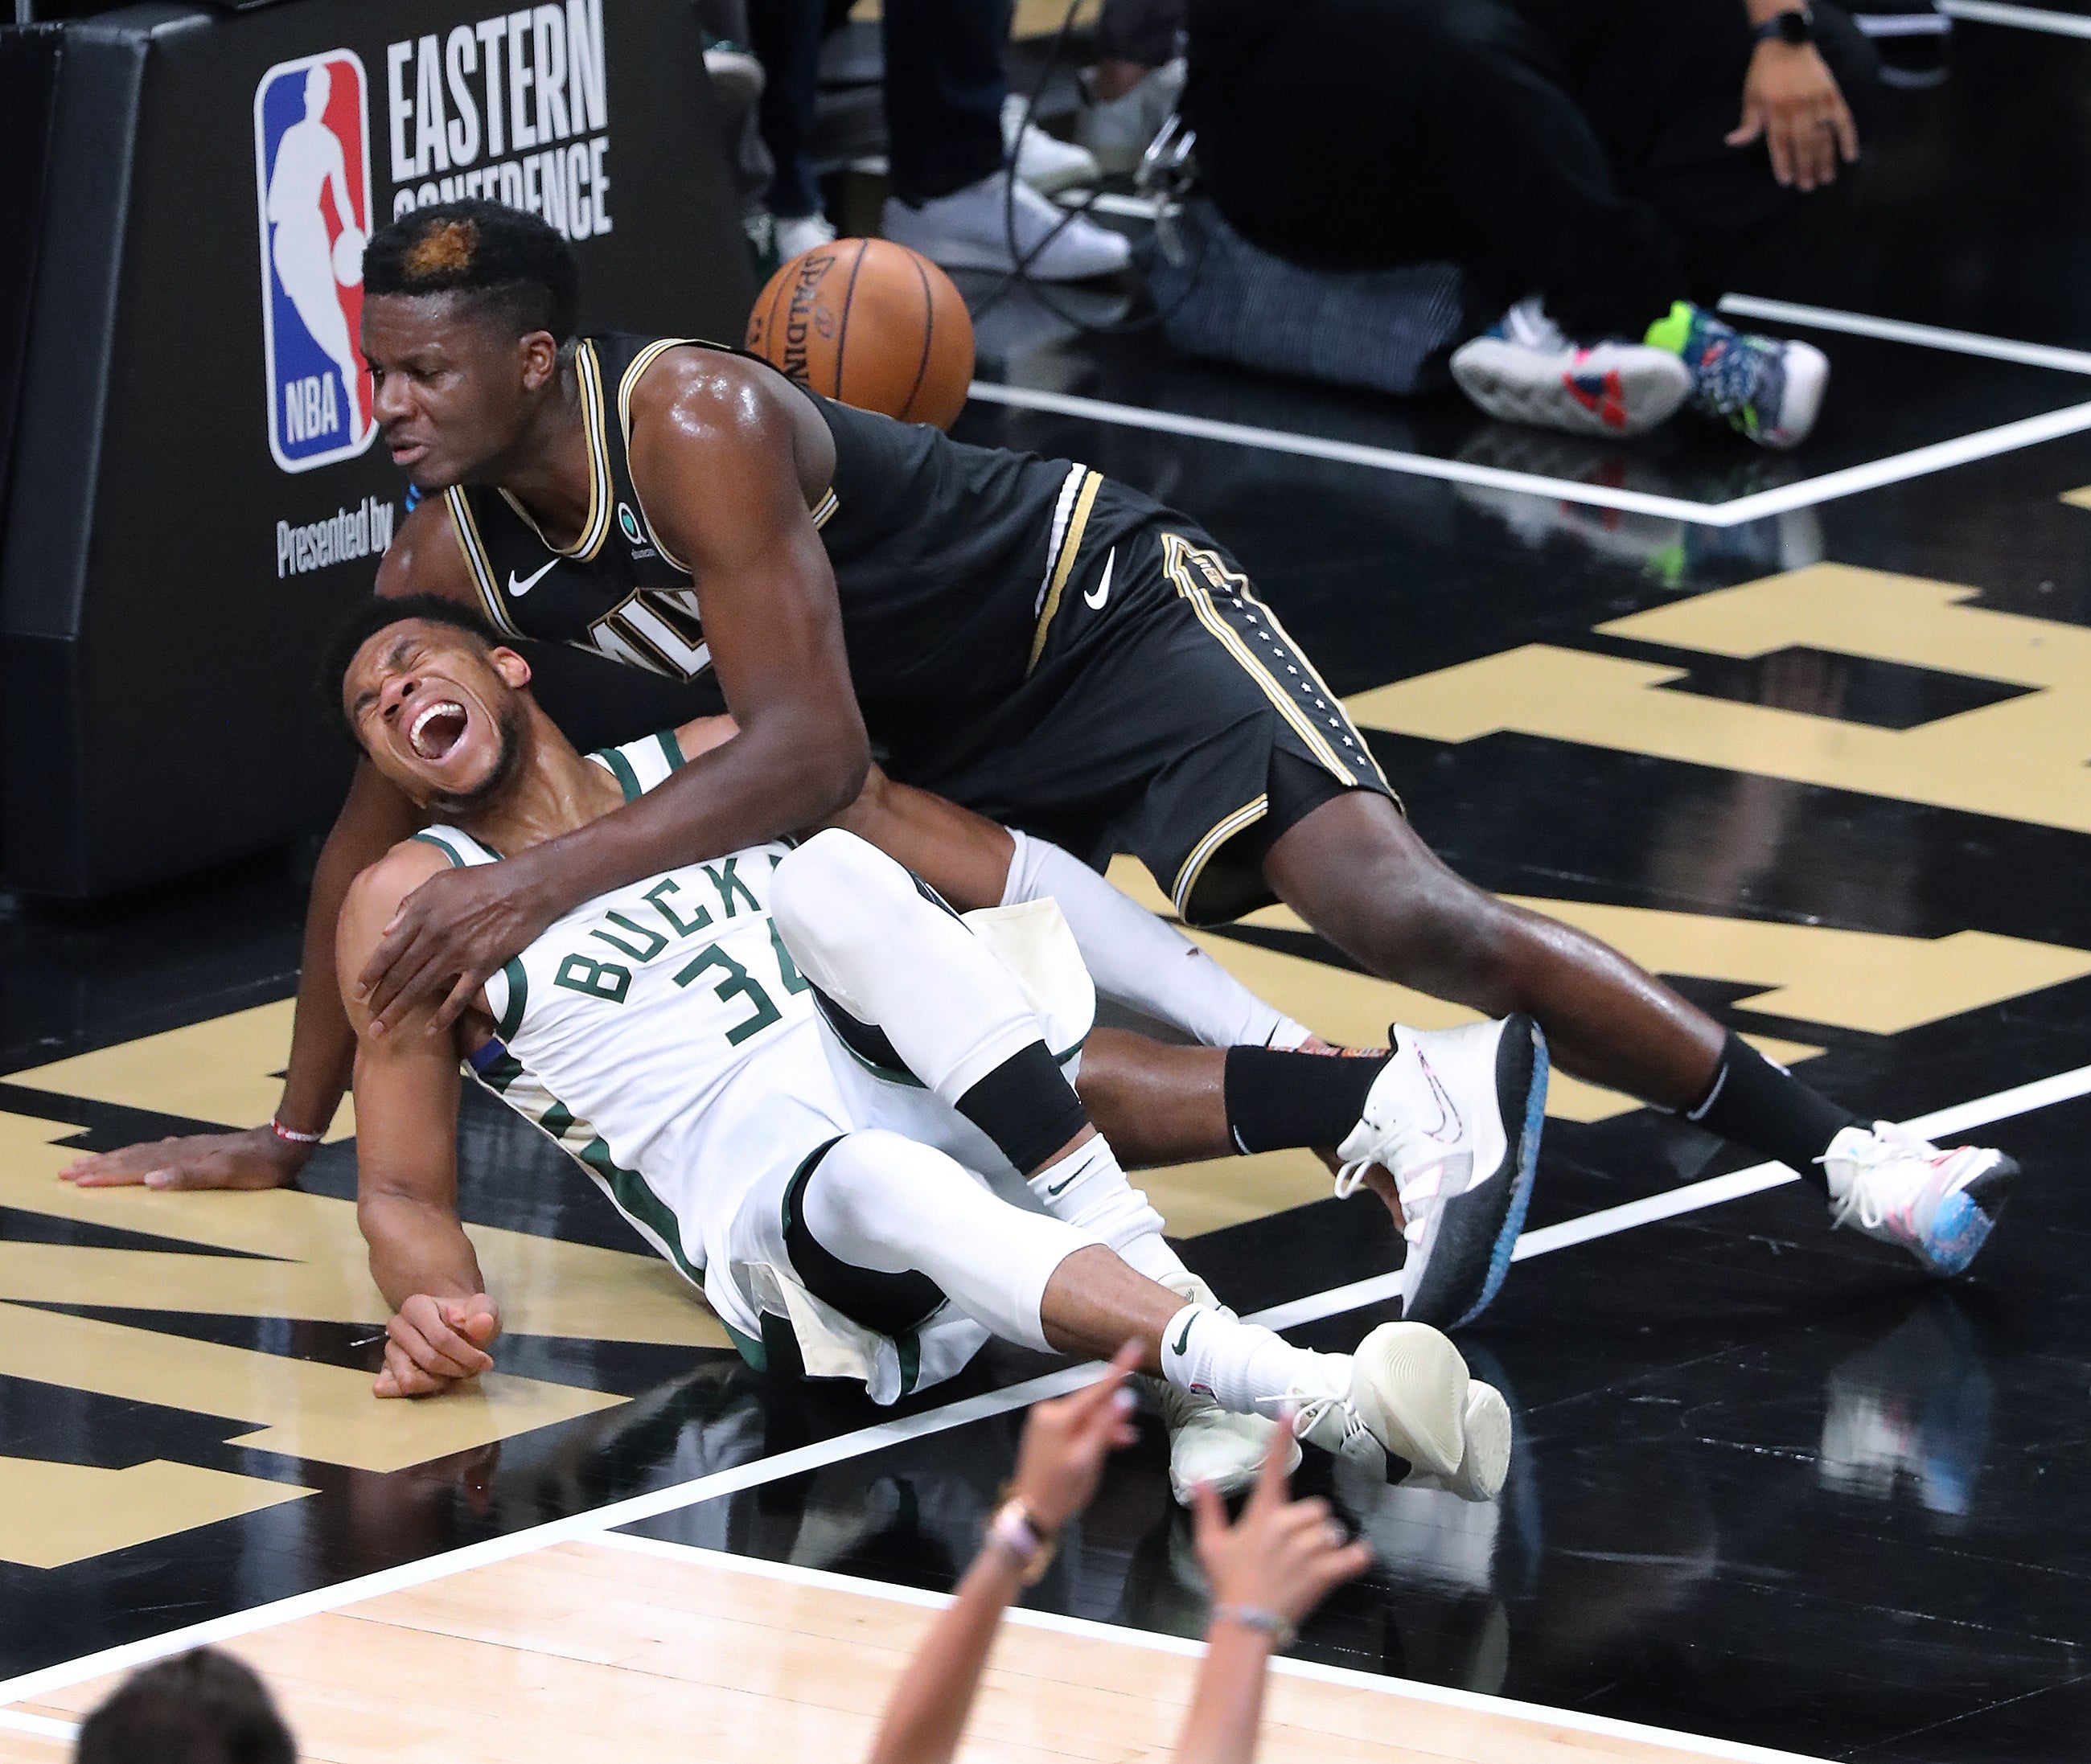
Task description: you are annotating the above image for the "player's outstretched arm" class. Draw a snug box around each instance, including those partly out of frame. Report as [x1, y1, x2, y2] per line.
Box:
[866, 1344, 1142, 1764]
[339, 844, 499, 1398]
[1177, 1433, 1371, 1764]
[62, 499, 472, 1190]
[357, 355, 868, 1037]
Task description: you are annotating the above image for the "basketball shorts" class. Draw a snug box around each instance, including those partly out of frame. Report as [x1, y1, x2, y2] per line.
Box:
[888, 486, 1399, 927]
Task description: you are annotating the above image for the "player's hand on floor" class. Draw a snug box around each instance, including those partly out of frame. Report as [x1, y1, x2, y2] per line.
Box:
[357, 861, 557, 1037]
[374, 1293, 501, 1397]
[59, 1125, 309, 1190]
[1192, 1427, 1372, 1628]
[1009, 1339, 1143, 1529]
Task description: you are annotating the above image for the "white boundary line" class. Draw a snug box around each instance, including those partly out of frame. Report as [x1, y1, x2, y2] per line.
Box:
[963, 380, 2091, 529]
[6, 1059, 2086, 1719]
[592, 1534, 1834, 1764]
[1940, 0, 2091, 39]
[0, 1709, 72, 1741]
[1716, 295, 2091, 377]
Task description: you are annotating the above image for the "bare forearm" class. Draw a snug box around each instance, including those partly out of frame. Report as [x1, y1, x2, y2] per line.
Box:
[277, 836, 368, 1135]
[867, 1547, 1024, 1764]
[359, 1192, 484, 1311]
[517, 716, 866, 920]
[1174, 1626, 1273, 1764]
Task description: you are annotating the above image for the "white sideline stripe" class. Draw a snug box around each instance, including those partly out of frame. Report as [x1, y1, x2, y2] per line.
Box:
[1514, 1060, 2091, 1260]
[1717, 294, 2091, 376]
[591, 1535, 1834, 1764]
[0, 1708, 73, 1741]
[6, 1059, 2086, 1718]
[1941, 0, 2091, 38]
[965, 381, 2091, 528]
[967, 381, 1728, 523]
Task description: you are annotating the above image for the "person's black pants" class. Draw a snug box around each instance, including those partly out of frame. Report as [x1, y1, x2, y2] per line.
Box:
[1185, 0, 1878, 340]
[754, 0, 1013, 215]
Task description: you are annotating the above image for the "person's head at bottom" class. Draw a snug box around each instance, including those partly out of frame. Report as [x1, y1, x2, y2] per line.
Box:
[76, 1647, 295, 1764]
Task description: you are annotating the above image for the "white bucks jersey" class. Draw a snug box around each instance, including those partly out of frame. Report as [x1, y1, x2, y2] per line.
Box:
[415, 731, 826, 1292]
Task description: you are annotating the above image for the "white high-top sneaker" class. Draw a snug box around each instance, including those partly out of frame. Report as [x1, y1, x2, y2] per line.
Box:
[1334, 1016, 1547, 1329]
[1821, 1122, 2018, 1276]
[1284, 1322, 1510, 1504]
[1144, 1272, 1295, 1504]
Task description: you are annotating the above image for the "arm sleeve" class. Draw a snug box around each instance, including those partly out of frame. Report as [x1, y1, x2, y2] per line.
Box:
[1000, 830, 1311, 1050]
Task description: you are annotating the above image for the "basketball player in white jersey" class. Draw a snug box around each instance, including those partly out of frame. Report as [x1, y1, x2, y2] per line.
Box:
[265, 64, 368, 445]
[335, 597, 1537, 1504]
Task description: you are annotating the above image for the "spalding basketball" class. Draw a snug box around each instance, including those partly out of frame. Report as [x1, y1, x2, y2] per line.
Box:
[746, 238, 975, 431]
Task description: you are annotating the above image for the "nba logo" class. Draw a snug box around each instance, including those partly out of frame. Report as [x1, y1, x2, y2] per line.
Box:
[254, 51, 375, 474]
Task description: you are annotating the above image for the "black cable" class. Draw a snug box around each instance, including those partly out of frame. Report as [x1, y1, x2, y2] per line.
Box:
[975, 0, 1206, 338]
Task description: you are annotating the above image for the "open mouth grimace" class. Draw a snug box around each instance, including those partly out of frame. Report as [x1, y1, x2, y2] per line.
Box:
[408, 700, 468, 761]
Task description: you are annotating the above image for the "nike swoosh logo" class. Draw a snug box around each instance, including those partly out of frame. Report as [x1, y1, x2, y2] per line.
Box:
[1044, 1171, 1080, 1196]
[507, 558, 559, 598]
[1415, 1052, 1465, 1145]
[1170, 1311, 1197, 1357]
[1082, 548, 1115, 611]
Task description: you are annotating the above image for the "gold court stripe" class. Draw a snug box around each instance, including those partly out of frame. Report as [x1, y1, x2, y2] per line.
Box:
[1171, 794, 1268, 920]
[1026, 470, 1103, 675]
[1161, 535, 1355, 780]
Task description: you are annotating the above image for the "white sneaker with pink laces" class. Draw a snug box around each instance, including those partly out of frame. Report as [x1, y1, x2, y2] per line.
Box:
[1820, 1122, 2018, 1276]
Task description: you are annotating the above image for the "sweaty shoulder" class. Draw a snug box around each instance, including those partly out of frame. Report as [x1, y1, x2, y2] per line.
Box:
[623, 345, 832, 507]
[373, 494, 475, 603]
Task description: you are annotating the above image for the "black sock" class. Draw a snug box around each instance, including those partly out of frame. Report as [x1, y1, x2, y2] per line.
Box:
[955, 1041, 1091, 1175]
[1685, 1032, 1861, 1192]
[1223, 1046, 1391, 1155]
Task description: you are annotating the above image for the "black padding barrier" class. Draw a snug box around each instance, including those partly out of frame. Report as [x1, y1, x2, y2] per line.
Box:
[0, 0, 754, 897]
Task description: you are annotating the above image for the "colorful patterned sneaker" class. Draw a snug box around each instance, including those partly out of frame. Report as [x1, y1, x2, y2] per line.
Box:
[1821, 1122, 2019, 1276]
[1450, 297, 1691, 438]
[1645, 301, 1829, 449]
[1333, 1016, 1548, 1329]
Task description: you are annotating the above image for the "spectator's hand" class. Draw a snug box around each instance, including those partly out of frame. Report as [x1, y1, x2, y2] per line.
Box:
[374, 1293, 501, 1397]
[1009, 1340, 1143, 1529]
[1730, 38, 1859, 191]
[59, 1125, 309, 1191]
[1192, 1428, 1372, 1627]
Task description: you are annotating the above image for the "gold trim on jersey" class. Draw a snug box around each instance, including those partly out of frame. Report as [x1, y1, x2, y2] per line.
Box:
[1159, 531, 1390, 790]
[1171, 794, 1270, 921]
[444, 486, 527, 638]
[612, 334, 847, 568]
[1026, 468, 1103, 675]
[499, 339, 613, 561]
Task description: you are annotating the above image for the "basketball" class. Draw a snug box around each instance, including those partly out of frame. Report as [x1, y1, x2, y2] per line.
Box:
[745, 237, 975, 430]
[332, 224, 365, 286]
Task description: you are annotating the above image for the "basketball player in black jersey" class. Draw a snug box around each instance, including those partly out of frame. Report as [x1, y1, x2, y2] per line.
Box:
[68, 201, 2011, 1286]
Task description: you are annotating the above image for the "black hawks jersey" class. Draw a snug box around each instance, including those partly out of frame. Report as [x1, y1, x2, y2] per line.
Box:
[444, 334, 1157, 751]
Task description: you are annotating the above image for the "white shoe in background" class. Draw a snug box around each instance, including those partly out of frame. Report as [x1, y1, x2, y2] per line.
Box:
[882, 173, 1131, 281]
[1077, 58, 1185, 174]
[1002, 95, 1101, 194]
[774, 211, 839, 262]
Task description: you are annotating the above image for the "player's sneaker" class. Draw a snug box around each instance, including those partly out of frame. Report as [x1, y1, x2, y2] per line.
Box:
[1285, 1322, 1509, 1503]
[1146, 1273, 1296, 1504]
[1076, 58, 1185, 174]
[1451, 297, 1691, 438]
[882, 173, 1131, 281]
[1644, 301, 1828, 449]
[1002, 96, 1101, 194]
[1821, 1122, 2018, 1276]
[1333, 1016, 1548, 1329]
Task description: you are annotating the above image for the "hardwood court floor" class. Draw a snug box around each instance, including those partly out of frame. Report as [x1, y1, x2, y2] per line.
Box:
[0, 1539, 1801, 1764]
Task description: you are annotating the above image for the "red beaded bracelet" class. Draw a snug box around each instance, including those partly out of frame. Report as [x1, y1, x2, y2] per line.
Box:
[270, 1117, 323, 1146]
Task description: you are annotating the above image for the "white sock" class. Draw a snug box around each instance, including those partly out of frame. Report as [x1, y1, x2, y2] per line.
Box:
[1001, 831, 1308, 1049]
[1158, 1303, 1349, 1417]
